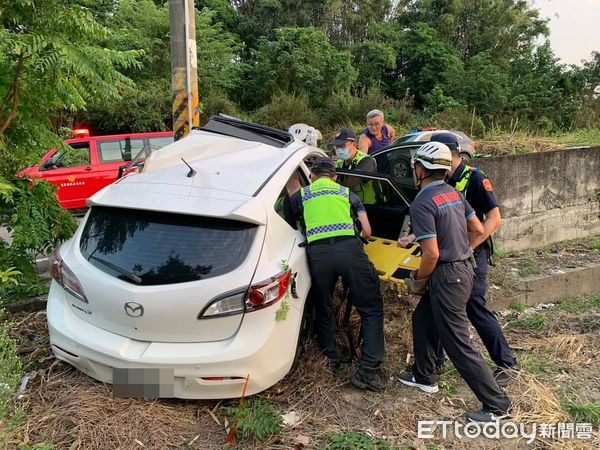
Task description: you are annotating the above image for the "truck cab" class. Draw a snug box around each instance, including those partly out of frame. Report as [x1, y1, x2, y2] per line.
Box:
[19, 130, 173, 210]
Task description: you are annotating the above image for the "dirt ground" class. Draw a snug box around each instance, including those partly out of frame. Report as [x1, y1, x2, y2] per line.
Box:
[1, 276, 599, 449]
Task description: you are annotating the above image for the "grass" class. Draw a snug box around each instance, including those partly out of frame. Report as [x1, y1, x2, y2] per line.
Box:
[506, 314, 546, 331]
[0, 312, 23, 420]
[321, 431, 390, 450]
[517, 259, 542, 277]
[590, 235, 600, 250]
[224, 397, 283, 443]
[557, 294, 600, 313]
[511, 299, 527, 313]
[563, 400, 600, 426]
[519, 352, 557, 375]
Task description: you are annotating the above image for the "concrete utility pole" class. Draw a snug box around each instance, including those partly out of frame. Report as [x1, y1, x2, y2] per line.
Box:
[169, 0, 199, 141]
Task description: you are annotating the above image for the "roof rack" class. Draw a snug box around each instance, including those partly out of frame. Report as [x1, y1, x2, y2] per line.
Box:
[195, 114, 295, 148]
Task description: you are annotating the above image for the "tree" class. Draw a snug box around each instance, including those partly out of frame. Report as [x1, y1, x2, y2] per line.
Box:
[235, 27, 357, 110]
[0, 0, 143, 298]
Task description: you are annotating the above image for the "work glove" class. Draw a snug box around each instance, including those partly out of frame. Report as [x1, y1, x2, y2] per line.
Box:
[404, 270, 429, 296]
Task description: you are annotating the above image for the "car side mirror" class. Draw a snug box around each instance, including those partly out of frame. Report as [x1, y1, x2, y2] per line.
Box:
[42, 152, 62, 170]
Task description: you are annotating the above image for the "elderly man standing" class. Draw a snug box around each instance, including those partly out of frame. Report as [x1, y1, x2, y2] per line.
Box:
[358, 109, 396, 155]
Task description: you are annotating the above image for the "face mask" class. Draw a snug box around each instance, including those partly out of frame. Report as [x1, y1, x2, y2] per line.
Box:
[335, 147, 350, 160]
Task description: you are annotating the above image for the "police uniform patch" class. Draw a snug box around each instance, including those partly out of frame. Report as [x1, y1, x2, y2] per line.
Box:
[482, 178, 493, 192]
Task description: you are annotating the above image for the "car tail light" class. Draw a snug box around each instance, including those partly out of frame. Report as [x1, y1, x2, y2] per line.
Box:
[245, 271, 291, 313]
[199, 291, 245, 319]
[50, 247, 88, 303]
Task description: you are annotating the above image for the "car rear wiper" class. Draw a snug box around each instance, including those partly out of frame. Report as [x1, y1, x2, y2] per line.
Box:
[88, 255, 142, 284]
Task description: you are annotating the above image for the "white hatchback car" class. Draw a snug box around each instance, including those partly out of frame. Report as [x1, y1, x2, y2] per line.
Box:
[47, 116, 416, 399]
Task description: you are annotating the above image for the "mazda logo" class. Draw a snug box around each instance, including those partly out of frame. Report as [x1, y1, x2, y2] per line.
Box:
[124, 302, 144, 317]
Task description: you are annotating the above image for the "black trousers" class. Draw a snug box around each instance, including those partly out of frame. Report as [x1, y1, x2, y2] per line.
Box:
[307, 237, 385, 372]
[413, 260, 511, 414]
[436, 246, 517, 369]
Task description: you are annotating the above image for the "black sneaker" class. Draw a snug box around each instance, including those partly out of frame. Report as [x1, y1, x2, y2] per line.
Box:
[494, 365, 521, 387]
[351, 369, 386, 392]
[395, 372, 439, 393]
[468, 409, 510, 423]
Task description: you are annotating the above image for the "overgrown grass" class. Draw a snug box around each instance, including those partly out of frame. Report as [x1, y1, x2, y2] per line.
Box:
[557, 294, 600, 313]
[563, 400, 600, 426]
[321, 431, 390, 450]
[506, 314, 546, 331]
[511, 299, 527, 313]
[519, 352, 556, 375]
[0, 311, 23, 419]
[224, 397, 283, 443]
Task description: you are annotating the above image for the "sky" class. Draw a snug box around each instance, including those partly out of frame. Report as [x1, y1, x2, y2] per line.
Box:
[534, 0, 600, 65]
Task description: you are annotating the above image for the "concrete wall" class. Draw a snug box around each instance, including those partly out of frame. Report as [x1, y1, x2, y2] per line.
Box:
[477, 147, 600, 251]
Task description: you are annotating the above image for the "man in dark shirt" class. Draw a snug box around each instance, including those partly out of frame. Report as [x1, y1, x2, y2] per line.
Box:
[399, 133, 519, 386]
[432, 132, 519, 385]
[289, 157, 386, 392]
[396, 142, 511, 423]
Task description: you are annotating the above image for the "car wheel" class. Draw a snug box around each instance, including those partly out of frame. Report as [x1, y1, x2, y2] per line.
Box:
[460, 152, 472, 163]
[392, 157, 411, 178]
[291, 301, 314, 370]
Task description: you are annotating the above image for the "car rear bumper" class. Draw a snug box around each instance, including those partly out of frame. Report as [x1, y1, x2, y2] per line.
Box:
[47, 283, 301, 399]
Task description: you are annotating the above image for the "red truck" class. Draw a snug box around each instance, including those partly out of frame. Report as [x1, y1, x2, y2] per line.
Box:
[19, 129, 173, 210]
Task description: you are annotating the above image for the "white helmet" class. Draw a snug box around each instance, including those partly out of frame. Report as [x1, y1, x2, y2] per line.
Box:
[412, 142, 453, 171]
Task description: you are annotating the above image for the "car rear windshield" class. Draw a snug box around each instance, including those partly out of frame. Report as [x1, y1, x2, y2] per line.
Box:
[79, 207, 257, 285]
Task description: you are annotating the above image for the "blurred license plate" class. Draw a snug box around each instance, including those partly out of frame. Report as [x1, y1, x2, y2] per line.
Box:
[112, 368, 175, 398]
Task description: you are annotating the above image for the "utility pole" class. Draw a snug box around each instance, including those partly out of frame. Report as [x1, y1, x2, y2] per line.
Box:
[169, 0, 199, 141]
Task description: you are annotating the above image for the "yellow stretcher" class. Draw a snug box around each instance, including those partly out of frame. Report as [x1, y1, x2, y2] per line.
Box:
[364, 236, 421, 285]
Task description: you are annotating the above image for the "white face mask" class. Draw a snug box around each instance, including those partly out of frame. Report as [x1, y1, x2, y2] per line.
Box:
[335, 146, 351, 160]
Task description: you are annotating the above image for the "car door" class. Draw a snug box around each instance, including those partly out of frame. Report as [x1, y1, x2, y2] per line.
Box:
[95, 136, 146, 189]
[372, 143, 424, 201]
[335, 169, 421, 282]
[38, 141, 98, 209]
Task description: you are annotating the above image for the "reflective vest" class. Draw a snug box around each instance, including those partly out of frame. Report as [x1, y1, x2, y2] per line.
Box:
[455, 164, 483, 196]
[300, 177, 355, 243]
[336, 150, 377, 204]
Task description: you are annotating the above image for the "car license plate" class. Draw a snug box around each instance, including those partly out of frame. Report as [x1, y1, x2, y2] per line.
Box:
[112, 368, 175, 398]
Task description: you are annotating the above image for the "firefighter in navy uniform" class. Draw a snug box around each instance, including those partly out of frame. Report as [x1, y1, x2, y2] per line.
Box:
[396, 142, 511, 423]
[399, 133, 519, 386]
[289, 157, 386, 392]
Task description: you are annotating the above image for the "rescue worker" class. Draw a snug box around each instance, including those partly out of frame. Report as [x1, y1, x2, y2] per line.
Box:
[289, 157, 386, 392]
[331, 127, 377, 204]
[399, 132, 519, 385]
[396, 142, 512, 423]
[358, 109, 396, 155]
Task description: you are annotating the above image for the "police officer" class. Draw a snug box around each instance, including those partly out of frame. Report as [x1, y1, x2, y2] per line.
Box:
[290, 157, 386, 391]
[330, 127, 378, 204]
[396, 142, 511, 423]
[401, 132, 519, 385]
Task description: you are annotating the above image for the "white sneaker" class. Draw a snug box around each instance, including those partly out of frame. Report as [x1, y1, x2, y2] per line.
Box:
[396, 372, 439, 393]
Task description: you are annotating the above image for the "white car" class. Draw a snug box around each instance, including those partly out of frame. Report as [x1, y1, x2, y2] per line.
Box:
[47, 116, 415, 399]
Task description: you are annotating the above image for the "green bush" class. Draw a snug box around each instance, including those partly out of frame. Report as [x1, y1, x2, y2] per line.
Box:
[431, 108, 486, 137]
[200, 91, 240, 124]
[253, 93, 321, 130]
[225, 397, 283, 443]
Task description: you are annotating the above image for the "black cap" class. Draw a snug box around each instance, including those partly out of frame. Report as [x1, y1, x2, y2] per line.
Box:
[430, 132, 461, 151]
[310, 156, 336, 175]
[329, 127, 357, 146]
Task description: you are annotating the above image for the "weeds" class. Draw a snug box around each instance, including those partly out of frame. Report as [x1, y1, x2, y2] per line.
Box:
[224, 397, 283, 443]
[558, 294, 600, 313]
[563, 400, 600, 426]
[517, 259, 541, 277]
[321, 431, 390, 450]
[519, 352, 556, 375]
[511, 299, 527, 313]
[506, 314, 546, 331]
[0, 314, 22, 419]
